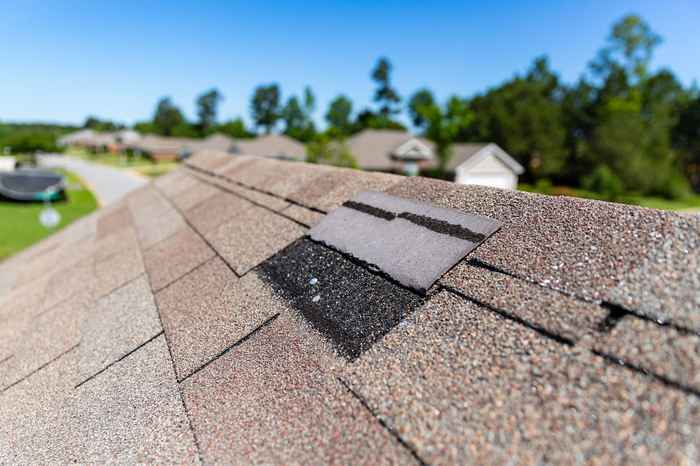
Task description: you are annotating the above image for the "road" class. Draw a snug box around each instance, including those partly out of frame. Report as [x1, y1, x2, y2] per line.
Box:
[39, 154, 147, 206]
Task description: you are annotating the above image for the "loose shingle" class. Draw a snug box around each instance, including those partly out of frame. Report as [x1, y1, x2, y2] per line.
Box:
[79, 276, 162, 383]
[205, 205, 305, 275]
[181, 312, 418, 465]
[310, 191, 500, 293]
[156, 257, 281, 380]
[344, 291, 700, 465]
[144, 225, 215, 291]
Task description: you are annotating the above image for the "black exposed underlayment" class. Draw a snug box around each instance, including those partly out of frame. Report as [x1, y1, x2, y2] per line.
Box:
[257, 239, 424, 359]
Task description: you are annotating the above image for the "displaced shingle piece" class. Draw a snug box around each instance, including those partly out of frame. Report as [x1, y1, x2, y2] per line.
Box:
[205, 205, 305, 275]
[259, 239, 424, 359]
[594, 316, 700, 392]
[289, 168, 401, 212]
[79, 276, 162, 383]
[181, 312, 418, 465]
[156, 257, 282, 380]
[94, 247, 145, 299]
[0, 346, 77, 463]
[74, 335, 200, 463]
[144, 225, 215, 291]
[184, 190, 254, 235]
[344, 291, 700, 465]
[442, 262, 608, 342]
[310, 191, 500, 293]
[0, 292, 87, 391]
[283, 204, 324, 227]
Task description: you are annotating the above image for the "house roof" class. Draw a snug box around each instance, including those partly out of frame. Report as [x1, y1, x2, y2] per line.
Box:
[232, 134, 306, 160]
[127, 134, 199, 155]
[346, 129, 436, 170]
[1, 151, 699, 464]
[183, 133, 236, 154]
[446, 142, 525, 174]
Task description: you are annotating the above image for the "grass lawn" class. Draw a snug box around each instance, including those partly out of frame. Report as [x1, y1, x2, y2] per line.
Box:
[519, 183, 700, 212]
[0, 168, 98, 261]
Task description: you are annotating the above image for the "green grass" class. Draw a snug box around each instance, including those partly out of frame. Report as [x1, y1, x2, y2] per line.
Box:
[519, 183, 700, 212]
[0, 168, 98, 261]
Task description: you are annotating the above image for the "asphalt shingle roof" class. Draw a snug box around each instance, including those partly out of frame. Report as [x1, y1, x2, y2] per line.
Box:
[1, 151, 699, 465]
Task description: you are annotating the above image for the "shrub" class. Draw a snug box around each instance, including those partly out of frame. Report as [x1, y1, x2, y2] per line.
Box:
[582, 165, 624, 201]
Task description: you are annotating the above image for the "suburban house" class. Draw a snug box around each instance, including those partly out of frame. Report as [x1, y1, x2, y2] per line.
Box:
[345, 129, 523, 189]
[58, 129, 142, 154]
[231, 134, 306, 161]
[446, 143, 524, 190]
[345, 129, 436, 173]
[126, 135, 198, 161]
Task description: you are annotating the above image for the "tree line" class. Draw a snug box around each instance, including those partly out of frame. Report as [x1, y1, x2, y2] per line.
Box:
[2, 14, 698, 199]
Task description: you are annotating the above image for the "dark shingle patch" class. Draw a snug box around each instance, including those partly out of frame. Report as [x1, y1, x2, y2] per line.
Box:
[258, 238, 424, 359]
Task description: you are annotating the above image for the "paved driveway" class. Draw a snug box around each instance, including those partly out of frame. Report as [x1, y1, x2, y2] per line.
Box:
[39, 154, 147, 206]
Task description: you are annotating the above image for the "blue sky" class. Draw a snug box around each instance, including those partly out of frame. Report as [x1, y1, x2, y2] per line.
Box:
[1, 0, 698, 127]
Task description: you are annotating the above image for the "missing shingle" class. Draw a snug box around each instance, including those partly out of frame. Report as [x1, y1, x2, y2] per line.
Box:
[258, 238, 424, 360]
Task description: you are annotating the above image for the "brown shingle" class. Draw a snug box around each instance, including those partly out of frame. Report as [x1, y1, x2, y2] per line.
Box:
[156, 258, 281, 380]
[282, 204, 324, 227]
[94, 247, 145, 299]
[343, 291, 700, 465]
[144, 226, 215, 292]
[181, 312, 417, 465]
[78, 276, 162, 383]
[184, 190, 253, 235]
[204, 205, 305, 275]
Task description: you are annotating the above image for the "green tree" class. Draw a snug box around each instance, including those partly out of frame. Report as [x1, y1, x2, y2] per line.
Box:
[306, 134, 357, 168]
[353, 109, 406, 132]
[153, 97, 186, 136]
[467, 56, 568, 179]
[217, 118, 253, 139]
[196, 88, 223, 134]
[83, 116, 124, 131]
[407, 89, 436, 129]
[250, 84, 281, 134]
[281, 86, 317, 142]
[371, 57, 401, 117]
[675, 94, 700, 190]
[325, 95, 353, 135]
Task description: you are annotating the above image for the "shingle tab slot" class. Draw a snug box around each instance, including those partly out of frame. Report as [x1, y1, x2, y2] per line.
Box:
[309, 191, 501, 293]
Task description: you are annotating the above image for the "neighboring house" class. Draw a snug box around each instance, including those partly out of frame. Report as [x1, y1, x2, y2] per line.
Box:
[181, 133, 237, 158]
[126, 135, 198, 162]
[346, 129, 523, 189]
[57, 129, 97, 148]
[231, 134, 306, 161]
[345, 129, 435, 174]
[445, 143, 524, 190]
